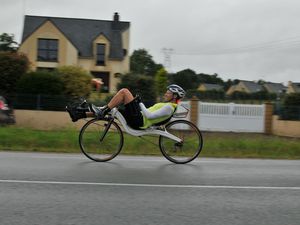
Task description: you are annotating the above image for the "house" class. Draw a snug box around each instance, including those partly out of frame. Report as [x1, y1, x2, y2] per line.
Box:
[198, 83, 223, 92]
[226, 85, 237, 95]
[263, 82, 287, 95]
[287, 81, 300, 94]
[226, 80, 263, 95]
[18, 13, 130, 93]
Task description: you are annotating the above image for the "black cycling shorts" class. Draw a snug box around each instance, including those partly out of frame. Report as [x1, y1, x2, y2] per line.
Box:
[120, 98, 144, 129]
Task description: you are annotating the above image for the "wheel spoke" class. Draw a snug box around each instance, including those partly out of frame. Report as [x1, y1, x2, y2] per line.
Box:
[159, 120, 203, 164]
[79, 119, 123, 162]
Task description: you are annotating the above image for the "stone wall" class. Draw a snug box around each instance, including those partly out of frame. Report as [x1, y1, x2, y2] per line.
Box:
[14, 110, 86, 130]
[272, 115, 300, 138]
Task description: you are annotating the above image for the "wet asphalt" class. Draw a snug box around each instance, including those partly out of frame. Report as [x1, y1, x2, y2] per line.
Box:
[0, 152, 299, 225]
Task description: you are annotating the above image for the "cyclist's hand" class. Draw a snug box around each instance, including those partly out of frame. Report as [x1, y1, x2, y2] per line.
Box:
[135, 94, 142, 103]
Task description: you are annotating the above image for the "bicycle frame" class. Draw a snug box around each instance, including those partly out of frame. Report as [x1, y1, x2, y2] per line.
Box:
[109, 108, 183, 143]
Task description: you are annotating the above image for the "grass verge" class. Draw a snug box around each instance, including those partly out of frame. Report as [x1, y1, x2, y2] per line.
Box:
[0, 126, 300, 159]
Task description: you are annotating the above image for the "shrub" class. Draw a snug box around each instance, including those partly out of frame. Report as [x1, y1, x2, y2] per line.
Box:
[56, 66, 93, 98]
[155, 68, 168, 97]
[228, 91, 276, 101]
[186, 89, 225, 100]
[0, 51, 29, 95]
[16, 71, 64, 95]
[280, 93, 300, 120]
[117, 73, 156, 106]
[230, 91, 251, 100]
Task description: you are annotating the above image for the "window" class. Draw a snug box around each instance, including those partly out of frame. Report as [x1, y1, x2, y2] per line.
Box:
[37, 67, 55, 72]
[37, 39, 58, 62]
[96, 44, 105, 66]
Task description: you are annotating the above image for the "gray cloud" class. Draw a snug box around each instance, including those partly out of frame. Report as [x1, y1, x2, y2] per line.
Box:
[1, 0, 300, 83]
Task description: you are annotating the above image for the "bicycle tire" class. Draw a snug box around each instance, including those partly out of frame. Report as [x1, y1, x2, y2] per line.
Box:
[79, 118, 124, 162]
[159, 120, 203, 164]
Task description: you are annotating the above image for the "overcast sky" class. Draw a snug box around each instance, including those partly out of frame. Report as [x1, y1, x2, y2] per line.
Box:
[1, 0, 300, 84]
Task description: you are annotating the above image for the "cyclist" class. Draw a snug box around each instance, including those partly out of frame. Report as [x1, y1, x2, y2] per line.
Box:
[66, 84, 185, 129]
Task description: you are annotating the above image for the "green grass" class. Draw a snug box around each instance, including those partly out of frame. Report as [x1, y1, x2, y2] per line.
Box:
[201, 132, 300, 159]
[0, 126, 300, 159]
[0, 127, 79, 152]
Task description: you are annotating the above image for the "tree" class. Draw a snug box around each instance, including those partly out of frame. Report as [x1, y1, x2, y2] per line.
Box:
[117, 73, 156, 106]
[224, 79, 240, 91]
[169, 69, 199, 91]
[281, 93, 300, 120]
[0, 33, 18, 52]
[130, 49, 163, 76]
[257, 79, 266, 85]
[198, 73, 224, 85]
[56, 66, 93, 98]
[16, 71, 64, 95]
[155, 67, 168, 97]
[0, 52, 29, 95]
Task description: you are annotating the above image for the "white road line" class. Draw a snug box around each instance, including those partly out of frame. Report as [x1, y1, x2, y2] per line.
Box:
[0, 179, 299, 190]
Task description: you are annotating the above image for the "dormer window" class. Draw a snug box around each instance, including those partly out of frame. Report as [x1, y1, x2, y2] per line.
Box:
[96, 44, 105, 66]
[37, 38, 58, 62]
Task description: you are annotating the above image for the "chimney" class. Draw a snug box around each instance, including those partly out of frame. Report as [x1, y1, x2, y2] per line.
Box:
[112, 12, 120, 30]
[113, 12, 119, 22]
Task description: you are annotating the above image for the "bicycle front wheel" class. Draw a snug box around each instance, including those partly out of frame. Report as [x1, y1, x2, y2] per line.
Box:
[79, 118, 124, 162]
[159, 120, 203, 164]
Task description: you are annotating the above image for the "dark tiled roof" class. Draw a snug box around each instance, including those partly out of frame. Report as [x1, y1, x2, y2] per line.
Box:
[22, 15, 130, 59]
[264, 82, 287, 94]
[240, 80, 263, 93]
[202, 83, 223, 91]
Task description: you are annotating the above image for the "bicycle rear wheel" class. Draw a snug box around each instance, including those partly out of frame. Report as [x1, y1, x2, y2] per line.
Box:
[159, 120, 203, 164]
[79, 118, 123, 162]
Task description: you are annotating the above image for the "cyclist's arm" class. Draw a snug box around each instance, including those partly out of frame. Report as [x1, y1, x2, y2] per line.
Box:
[139, 103, 173, 119]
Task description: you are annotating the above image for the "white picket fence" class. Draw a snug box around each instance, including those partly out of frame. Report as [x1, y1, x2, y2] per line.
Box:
[178, 101, 265, 133]
[198, 102, 265, 132]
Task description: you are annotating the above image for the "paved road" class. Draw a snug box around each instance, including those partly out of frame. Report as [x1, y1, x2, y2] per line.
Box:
[0, 152, 299, 225]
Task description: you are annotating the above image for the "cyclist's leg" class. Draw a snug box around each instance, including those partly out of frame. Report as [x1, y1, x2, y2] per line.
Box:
[107, 88, 134, 109]
[88, 88, 135, 119]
